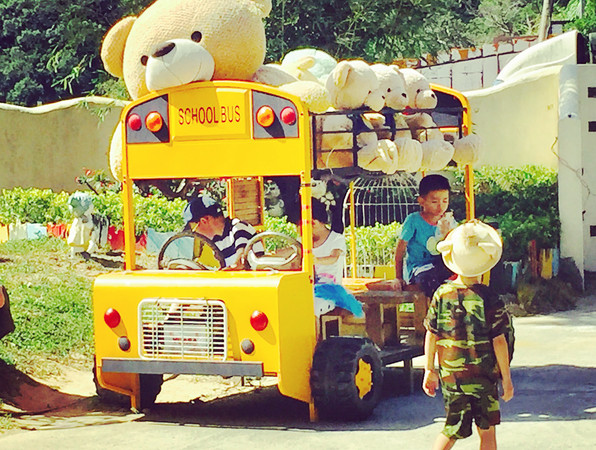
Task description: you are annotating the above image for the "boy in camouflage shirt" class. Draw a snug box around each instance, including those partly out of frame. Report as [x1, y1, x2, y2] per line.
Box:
[422, 221, 513, 450]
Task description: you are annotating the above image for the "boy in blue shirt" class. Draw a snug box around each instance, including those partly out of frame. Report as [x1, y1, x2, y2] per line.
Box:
[394, 174, 457, 297]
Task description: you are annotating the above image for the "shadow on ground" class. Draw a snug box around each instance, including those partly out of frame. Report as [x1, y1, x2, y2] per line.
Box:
[137, 365, 596, 431]
[0, 360, 88, 414]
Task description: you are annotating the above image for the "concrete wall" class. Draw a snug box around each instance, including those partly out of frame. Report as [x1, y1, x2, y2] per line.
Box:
[420, 39, 535, 91]
[465, 66, 561, 168]
[558, 64, 596, 276]
[0, 97, 126, 192]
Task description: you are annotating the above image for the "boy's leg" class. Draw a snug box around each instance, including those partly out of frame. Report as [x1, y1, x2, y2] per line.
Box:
[471, 384, 500, 450]
[476, 426, 496, 450]
[413, 257, 453, 297]
[432, 433, 456, 450]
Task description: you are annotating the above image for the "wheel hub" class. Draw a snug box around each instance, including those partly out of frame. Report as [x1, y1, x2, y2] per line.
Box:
[355, 358, 373, 399]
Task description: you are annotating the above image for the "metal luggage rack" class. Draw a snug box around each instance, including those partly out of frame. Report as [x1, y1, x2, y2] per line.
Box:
[310, 106, 466, 177]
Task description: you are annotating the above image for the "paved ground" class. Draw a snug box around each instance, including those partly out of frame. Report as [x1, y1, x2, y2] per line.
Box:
[1, 296, 596, 449]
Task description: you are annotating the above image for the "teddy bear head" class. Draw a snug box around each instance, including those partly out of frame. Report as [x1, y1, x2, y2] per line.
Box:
[281, 48, 338, 84]
[101, 0, 272, 100]
[370, 64, 409, 110]
[325, 60, 384, 111]
[401, 68, 437, 110]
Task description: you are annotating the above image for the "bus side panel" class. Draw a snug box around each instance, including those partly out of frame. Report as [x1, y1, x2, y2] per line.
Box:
[276, 275, 316, 404]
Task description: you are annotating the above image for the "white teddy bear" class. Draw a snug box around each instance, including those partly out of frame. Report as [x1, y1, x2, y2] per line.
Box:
[401, 68, 444, 142]
[420, 140, 455, 171]
[325, 60, 384, 111]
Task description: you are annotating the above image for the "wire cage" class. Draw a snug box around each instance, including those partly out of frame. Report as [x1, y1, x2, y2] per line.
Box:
[342, 173, 420, 277]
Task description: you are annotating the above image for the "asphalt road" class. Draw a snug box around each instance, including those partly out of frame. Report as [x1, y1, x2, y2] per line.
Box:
[2, 297, 596, 449]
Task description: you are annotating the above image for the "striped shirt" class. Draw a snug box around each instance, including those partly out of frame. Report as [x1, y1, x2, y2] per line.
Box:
[213, 218, 263, 267]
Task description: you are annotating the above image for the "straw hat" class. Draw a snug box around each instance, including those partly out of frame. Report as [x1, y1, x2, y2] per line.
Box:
[437, 220, 503, 277]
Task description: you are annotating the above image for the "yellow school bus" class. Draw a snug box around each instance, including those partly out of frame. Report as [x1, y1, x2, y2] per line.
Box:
[92, 79, 472, 421]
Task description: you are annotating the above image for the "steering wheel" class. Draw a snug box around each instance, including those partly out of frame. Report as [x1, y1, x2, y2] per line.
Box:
[243, 231, 302, 271]
[157, 231, 225, 271]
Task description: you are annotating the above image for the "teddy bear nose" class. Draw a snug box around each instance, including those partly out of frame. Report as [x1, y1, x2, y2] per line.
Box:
[153, 42, 176, 58]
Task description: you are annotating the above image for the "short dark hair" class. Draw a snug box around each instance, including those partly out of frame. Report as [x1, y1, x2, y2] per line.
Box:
[311, 198, 329, 224]
[419, 174, 450, 197]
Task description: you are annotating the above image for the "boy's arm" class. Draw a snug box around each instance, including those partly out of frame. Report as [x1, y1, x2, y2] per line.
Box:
[422, 330, 439, 397]
[492, 334, 514, 402]
[394, 239, 408, 289]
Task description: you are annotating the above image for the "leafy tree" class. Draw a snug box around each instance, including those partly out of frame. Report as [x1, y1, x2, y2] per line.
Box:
[466, 0, 543, 44]
[0, 0, 148, 106]
[561, 0, 596, 34]
[265, 0, 479, 63]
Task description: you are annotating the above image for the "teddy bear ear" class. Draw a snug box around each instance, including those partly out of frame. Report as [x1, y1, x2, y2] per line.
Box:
[478, 242, 501, 259]
[436, 239, 452, 255]
[329, 61, 352, 90]
[101, 16, 137, 79]
[391, 65, 406, 81]
[248, 0, 272, 18]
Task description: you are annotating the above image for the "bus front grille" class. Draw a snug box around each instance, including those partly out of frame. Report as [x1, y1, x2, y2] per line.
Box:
[139, 298, 227, 361]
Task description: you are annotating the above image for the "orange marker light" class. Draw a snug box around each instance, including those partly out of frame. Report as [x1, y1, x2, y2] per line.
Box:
[256, 106, 275, 127]
[145, 112, 163, 132]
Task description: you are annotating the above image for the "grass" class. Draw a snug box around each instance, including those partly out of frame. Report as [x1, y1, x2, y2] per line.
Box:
[0, 237, 114, 373]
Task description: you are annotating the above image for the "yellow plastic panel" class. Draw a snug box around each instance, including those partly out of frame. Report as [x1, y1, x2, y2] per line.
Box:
[170, 87, 250, 141]
[126, 138, 311, 179]
[93, 270, 315, 402]
[276, 274, 316, 403]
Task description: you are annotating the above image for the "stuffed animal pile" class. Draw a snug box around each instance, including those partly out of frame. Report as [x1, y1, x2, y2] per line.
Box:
[101, 0, 480, 179]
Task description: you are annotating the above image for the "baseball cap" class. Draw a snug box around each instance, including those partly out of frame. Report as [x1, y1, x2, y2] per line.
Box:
[183, 195, 222, 225]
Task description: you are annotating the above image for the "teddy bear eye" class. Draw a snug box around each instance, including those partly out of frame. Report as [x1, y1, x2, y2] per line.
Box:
[140, 55, 148, 66]
[191, 31, 202, 42]
[387, 88, 391, 93]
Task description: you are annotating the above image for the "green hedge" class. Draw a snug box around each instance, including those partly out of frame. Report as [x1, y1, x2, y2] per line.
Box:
[0, 188, 186, 234]
[0, 165, 559, 262]
[449, 166, 559, 261]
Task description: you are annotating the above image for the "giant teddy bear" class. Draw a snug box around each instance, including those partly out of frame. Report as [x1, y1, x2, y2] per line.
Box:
[101, 0, 273, 179]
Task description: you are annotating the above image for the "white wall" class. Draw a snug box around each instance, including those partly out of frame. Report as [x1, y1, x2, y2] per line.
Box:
[0, 97, 125, 192]
[558, 65, 586, 282]
[465, 66, 561, 168]
[420, 39, 535, 91]
[558, 64, 596, 275]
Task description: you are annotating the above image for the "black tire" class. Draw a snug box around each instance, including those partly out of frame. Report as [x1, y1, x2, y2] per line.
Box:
[310, 336, 383, 421]
[138, 373, 164, 410]
[93, 360, 163, 410]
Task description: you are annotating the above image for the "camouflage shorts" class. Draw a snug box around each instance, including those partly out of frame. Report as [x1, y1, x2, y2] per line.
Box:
[442, 385, 501, 439]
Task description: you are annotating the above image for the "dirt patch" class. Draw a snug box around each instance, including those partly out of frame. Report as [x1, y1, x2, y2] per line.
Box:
[0, 357, 277, 432]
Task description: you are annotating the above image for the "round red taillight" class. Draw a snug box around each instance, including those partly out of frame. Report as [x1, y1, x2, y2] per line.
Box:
[104, 308, 121, 328]
[145, 112, 163, 132]
[250, 310, 268, 331]
[280, 107, 296, 125]
[256, 106, 275, 127]
[127, 113, 142, 131]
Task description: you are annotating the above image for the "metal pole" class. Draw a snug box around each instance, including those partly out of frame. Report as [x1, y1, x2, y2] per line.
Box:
[349, 181, 357, 278]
